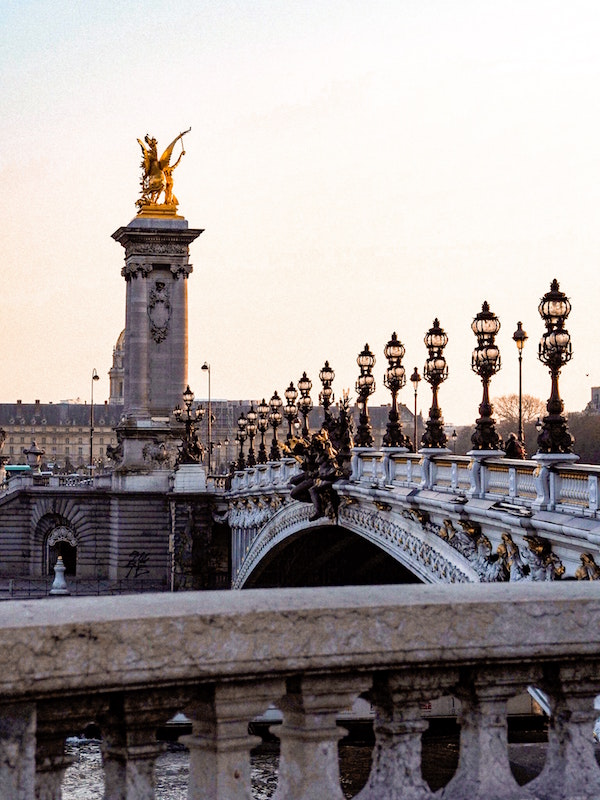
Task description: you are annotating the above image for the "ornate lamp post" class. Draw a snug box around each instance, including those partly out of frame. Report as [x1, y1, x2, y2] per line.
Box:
[256, 398, 269, 464]
[268, 391, 283, 460]
[89, 367, 100, 476]
[318, 361, 335, 424]
[421, 320, 449, 449]
[470, 301, 503, 451]
[512, 322, 528, 443]
[382, 332, 409, 448]
[297, 372, 313, 438]
[283, 382, 299, 440]
[236, 413, 247, 469]
[173, 385, 204, 464]
[410, 367, 421, 453]
[246, 404, 257, 466]
[537, 279, 574, 454]
[355, 343, 376, 447]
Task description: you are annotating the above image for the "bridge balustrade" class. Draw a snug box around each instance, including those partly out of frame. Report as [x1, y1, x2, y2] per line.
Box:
[1, 583, 600, 799]
[348, 449, 600, 518]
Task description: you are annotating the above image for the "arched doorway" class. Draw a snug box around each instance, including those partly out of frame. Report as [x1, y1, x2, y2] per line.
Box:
[46, 526, 78, 576]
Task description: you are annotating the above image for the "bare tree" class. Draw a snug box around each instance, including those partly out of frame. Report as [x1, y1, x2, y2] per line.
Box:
[493, 394, 546, 426]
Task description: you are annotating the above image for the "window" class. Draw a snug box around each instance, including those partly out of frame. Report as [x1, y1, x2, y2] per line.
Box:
[65, 447, 70, 455]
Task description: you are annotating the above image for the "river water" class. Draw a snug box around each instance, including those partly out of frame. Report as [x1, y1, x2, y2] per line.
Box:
[62, 739, 375, 799]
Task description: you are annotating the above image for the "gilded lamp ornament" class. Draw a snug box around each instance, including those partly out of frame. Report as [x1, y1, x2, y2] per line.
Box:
[136, 128, 191, 215]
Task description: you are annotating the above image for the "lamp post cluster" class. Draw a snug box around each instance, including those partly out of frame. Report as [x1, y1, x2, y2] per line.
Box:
[173, 385, 204, 464]
[382, 333, 410, 449]
[355, 344, 376, 447]
[470, 301, 503, 451]
[420, 319, 449, 449]
[222, 278, 575, 468]
[536, 279, 574, 454]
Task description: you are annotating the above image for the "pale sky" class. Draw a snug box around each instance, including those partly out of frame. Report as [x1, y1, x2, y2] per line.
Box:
[2, 0, 600, 425]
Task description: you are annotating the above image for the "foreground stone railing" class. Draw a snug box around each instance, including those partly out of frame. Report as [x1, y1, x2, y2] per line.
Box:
[2, 583, 600, 799]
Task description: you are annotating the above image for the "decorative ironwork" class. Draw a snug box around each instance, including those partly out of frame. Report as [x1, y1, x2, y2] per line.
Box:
[470, 301, 503, 451]
[236, 413, 247, 470]
[421, 319, 448, 449]
[246, 405, 257, 467]
[256, 399, 269, 464]
[319, 361, 335, 423]
[536, 279, 574, 454]
[297, 372, 313, 438]
[382, 332, 411, 448]
[268, 391, 283, 461]
[173, 385, 204, 465]
[283, 382, 299, 440]
[355, 344, 376, 447]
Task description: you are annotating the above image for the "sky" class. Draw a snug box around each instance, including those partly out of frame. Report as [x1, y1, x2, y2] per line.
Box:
[2, 0, 600, 425]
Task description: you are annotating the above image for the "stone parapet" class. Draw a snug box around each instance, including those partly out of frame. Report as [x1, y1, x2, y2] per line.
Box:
[0, 584, 599, 797]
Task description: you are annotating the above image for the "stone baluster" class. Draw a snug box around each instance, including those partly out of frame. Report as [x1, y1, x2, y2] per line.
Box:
[100, 689, 180, 800]
[356, 669, 456, 800]
[441, 666, 533, 800]
[0, 701, 37, 799]
[272, 673, 368, 800]
[35, 696, 100, 800]
[183, 679, 283, 800]
[528, 662, 600, 800]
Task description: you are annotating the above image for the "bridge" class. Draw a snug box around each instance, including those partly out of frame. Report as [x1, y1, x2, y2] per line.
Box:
[228, 448, 600, 589]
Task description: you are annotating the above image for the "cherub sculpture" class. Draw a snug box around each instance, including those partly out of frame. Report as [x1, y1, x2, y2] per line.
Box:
[136, 128, 191, 210]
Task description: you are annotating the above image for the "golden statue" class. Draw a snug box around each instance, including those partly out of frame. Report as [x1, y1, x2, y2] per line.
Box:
[136, 128, 191, 216]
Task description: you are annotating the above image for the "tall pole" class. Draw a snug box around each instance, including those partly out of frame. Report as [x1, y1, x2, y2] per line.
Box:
[410, 367, 421, 453]
[90, 368, 99, 476]
[512, 322, 528, 444]
[202, 362, 211, 473]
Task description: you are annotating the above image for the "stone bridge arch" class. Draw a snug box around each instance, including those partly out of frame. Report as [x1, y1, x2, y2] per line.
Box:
[233, 499, 477, 589]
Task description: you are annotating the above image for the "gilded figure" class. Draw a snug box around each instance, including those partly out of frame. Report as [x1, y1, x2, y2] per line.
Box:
[136, 128, 191, 211]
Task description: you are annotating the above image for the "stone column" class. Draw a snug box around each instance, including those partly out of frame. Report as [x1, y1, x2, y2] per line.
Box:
[34, 697, 89, 800]
[441, 666, 532, 800]
[183, 679, 283, 800]
[0, 701, 37, 799]
[356, 669, 456, 800]
[100, 689, 181, 800]
[112, 217, 202, 474]
[528, 662, 600, 800]
[272, 674, 369, 800]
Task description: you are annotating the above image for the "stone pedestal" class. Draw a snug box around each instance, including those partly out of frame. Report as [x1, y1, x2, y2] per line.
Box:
[111, 216, 203, 475]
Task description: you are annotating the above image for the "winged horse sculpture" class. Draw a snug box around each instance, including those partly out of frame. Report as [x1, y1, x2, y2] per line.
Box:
[136, 128, 191, 210]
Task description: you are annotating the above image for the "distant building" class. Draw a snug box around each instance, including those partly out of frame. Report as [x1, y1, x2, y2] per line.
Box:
[590, 387, 600, 413]
[0, 400, 120, 471]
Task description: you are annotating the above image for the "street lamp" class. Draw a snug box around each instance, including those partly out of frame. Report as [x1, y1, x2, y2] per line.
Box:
[410, 367, 421, 453]
[257, 399, 269, 464]
[382, 332, 409, 448]
[452, 429, 457, 454]
[355, 343, 376, 447]
[268, 391, 283, 460]
[173, 385, 204, 464]
[537, 279, 574, 454]
[297, 372, 313, 438]
[470, 301, 503, 451]
[246, 404, 257, 467]
[89, 368, 99, 476]
[421, 319, 449, 449]
[318, 361, 335, 423]
[283, 382, 299, 440]
[236, 413, 247, 469]
[512, 322, 528, 443]
[201, 362, 212, 472]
